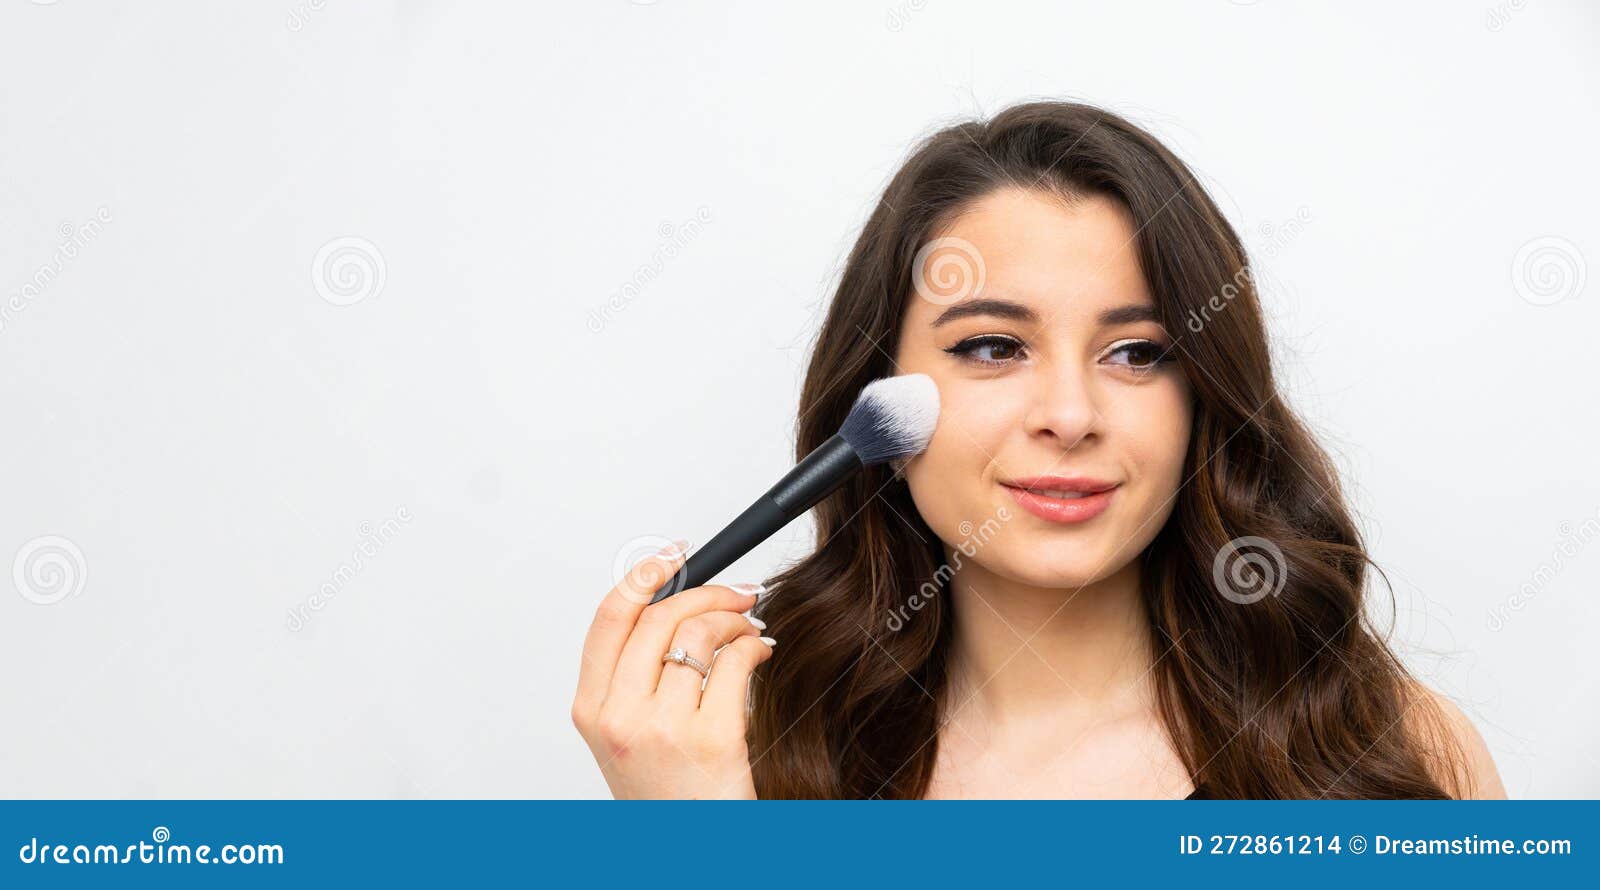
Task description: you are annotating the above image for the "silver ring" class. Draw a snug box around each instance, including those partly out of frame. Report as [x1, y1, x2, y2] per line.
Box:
[661, 647, 709, 678]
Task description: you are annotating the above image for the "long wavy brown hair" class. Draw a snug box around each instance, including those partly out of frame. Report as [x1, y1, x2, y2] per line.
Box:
[747, 101, 1468, 799]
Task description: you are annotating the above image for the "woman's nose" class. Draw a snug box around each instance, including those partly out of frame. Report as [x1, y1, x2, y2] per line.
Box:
[1022, 367, 1100, 448]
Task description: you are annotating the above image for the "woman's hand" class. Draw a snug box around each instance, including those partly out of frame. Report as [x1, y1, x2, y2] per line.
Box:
[572, 541, 776, 799]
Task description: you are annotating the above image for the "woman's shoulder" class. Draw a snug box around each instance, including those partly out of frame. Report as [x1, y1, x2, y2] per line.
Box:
[1402, 680, 1507, 799]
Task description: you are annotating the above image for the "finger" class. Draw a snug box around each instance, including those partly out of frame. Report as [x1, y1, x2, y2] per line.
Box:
[609, 583, 763, 701]
[699, 634, 776, 732]
[574, 541, 690, 721]
[656, 610, 765, 709]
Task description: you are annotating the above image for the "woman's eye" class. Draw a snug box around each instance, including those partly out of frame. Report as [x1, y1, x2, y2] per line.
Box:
[1102, 339, 1173, 371]
[944, 335, 1024, 366]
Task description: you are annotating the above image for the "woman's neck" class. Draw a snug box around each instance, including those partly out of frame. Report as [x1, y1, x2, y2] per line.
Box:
[942, 554, 1157, 727]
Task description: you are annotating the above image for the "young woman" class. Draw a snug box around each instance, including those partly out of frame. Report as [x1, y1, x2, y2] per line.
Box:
[571, 101, 1506, 800]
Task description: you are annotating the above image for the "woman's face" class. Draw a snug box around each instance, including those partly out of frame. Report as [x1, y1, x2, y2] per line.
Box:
[892, 187, 1193, 590]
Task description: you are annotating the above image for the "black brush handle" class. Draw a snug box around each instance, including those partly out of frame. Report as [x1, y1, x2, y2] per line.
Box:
[647, 434, 862, 604]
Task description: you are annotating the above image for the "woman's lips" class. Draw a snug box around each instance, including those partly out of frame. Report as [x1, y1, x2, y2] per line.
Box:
[1000, 477, 1118, 524]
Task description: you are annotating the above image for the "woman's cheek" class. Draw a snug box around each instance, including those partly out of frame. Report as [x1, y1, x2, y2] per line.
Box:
[934, 379, 1023, 453]
[903, 457, 958, 548]
[903, 383, 1006, 540]
[1157, 382, 1194, 486]
[1121, 382, 1193, 517]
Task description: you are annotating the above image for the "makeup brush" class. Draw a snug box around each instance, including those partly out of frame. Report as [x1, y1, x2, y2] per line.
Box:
[647, 373, 940, 604]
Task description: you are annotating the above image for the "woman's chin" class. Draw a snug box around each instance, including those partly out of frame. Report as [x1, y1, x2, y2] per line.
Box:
[979, 552, 1122, 592]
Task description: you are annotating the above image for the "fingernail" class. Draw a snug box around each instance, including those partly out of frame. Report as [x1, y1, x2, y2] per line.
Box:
[729, 582, 766, 597]
[746, 615, 767, 630]
[659, 539, 691, 558]
[759, 636, 777, 647]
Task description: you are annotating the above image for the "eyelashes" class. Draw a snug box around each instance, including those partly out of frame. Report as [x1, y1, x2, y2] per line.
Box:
[1102, 338, 1177, 370]
[943, 334, 1176, 373]
[943, 334, 1022, 366]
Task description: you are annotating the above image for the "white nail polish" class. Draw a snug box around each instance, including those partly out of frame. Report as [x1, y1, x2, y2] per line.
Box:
[759, 636, 777, 647]
[729, 582, 766, 596]
[659, 540, 691, 558]
[746, 615, 767, 630]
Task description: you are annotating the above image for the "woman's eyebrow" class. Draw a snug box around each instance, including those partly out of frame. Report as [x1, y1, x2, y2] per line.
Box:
[930, 299, 1157, 328]
[1099, 304, 1158, 325]
[930, 298, 1039, 327]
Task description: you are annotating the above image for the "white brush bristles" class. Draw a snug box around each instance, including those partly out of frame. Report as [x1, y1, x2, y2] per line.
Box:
[838, 373, 940, 465]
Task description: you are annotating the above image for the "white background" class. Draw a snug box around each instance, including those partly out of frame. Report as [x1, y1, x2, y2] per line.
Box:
[1, 2, 1596, 799]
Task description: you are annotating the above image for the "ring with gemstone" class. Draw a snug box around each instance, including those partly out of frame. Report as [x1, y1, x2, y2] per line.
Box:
[661, 647, 709, 678]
